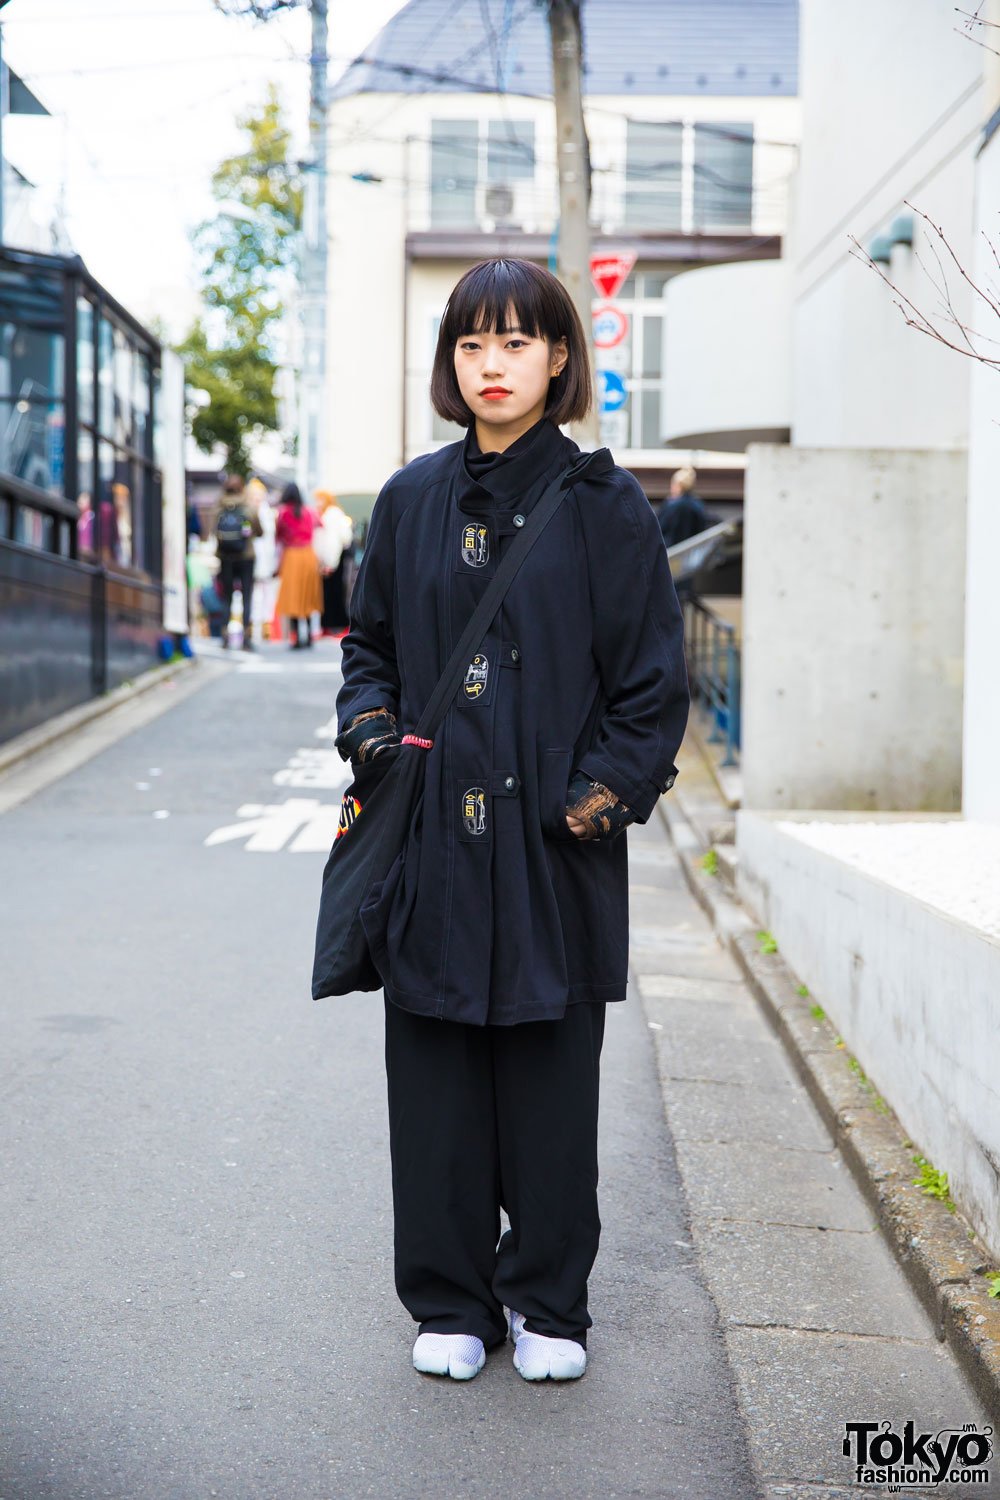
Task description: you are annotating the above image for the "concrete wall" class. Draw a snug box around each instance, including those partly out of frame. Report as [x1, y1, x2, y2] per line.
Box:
[963, 120, 1000, 822]
[789, 0, 981, 449]
[736, 810, 1000, 1260]
[663, 259, 791, 449]
[741, 443, 965, 811]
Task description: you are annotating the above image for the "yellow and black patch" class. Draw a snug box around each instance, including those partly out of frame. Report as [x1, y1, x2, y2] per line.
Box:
[463, 653, 489, 700]
[461, 785, 487, 837]
[461, 522, 489, 568]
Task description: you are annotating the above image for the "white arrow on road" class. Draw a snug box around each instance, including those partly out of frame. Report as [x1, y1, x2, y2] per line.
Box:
[204, 798, 339, 853]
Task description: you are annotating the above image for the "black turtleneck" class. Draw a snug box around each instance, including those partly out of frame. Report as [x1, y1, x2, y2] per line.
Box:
[461, 417, 566, 509]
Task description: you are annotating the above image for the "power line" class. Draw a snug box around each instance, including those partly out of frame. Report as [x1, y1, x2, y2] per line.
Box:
[333, 54, 800, 153]
[335, 0, 536, 147]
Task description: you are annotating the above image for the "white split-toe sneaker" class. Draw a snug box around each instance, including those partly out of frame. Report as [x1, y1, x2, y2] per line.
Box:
[508, 1309, 587, 1381]
[411, 1331, 486, 1381]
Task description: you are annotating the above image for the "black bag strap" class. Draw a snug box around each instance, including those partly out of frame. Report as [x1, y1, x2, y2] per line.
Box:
[411, 462, 578, 742]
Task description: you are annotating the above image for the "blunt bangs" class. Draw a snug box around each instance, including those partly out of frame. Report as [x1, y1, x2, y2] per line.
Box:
[430, 258, 593, 428]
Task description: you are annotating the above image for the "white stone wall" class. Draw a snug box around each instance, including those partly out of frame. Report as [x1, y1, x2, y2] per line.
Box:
[741, 443, 966, 811]
[962, 122, 1000, 822]
[789, 0, 981, 449]
[736, 810, 1000, 1260]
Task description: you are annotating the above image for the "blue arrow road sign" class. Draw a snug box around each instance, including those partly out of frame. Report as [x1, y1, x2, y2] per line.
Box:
[598, 369, 628, 413]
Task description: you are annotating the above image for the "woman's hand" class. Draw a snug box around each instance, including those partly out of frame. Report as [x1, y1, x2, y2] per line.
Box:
[564, 772, 634, 840]
[334, 708, 401, 765]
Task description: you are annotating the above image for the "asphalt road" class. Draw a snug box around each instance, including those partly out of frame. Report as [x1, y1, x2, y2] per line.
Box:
[0, 641, 757, 1500]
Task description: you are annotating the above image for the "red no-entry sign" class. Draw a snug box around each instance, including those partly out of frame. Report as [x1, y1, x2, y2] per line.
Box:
[590, 250, 637, 300]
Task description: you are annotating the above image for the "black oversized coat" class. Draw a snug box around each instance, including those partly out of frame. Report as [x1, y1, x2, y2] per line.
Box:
[336, 418, 690, 1025]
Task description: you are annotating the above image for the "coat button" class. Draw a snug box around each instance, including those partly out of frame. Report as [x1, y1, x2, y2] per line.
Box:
[513, 514, 525, 528]
[504, 775, 516, 791]
[666, 774, 676, 789]
[510, 646, 520, 663]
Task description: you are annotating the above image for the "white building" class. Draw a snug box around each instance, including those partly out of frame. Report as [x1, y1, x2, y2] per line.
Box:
[322, 0, 800, 511]
[720, 0, 1000, 1258]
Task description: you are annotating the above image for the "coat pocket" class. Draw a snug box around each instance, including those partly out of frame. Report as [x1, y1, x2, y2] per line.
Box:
[539, 747, 576, 842]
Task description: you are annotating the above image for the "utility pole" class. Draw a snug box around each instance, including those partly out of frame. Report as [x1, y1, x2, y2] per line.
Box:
[299, 0, 328, 496]
[213, 0, 328, 491]
[0, 0, 12, 246]
[547, 0, 598, 446]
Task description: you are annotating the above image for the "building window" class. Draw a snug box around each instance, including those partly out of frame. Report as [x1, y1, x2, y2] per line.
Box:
[693, 121, 753, 230]
[430, 118, 536, 228]
[0, 266, 65, 497]
[82, 310, 157, 573]
[430, 120, 479, 227]
[624, 121, 682, 231]
[0, 252, 161, 571]
[486, 120, 535, 181]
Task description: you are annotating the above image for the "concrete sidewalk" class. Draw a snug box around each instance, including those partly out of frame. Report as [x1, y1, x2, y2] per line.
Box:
[628, 806, 997, 1497]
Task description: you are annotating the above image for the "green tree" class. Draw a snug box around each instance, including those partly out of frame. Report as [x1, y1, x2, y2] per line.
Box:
[178, 86, 302, 477]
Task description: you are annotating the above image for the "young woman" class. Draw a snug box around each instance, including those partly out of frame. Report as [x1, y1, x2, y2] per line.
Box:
[274, 482, 323, 648]
[334, 258, 689, 1384]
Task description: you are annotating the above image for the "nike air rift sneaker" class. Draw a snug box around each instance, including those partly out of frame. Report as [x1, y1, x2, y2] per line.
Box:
[508, 1310, 587, 1381]
[411, 1332, 486, 1380]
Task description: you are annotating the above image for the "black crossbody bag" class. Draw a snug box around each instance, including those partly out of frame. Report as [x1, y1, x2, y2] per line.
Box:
[312, 461, 579, 1000]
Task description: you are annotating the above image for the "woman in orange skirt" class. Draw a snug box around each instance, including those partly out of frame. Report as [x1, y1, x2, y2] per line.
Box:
[275, 482, 324, 648]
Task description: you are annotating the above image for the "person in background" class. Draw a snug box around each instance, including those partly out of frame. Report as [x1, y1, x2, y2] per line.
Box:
[275, 481, 323, 649]
[314, 489, 354, 637]
[200, 576, 227, 639]
[113, 483, 133, 568]
[657, 466, 715, 549]
[77, 492, 95, 560]
[187, 493, 203, 545]
[97, 483, 120, 567]
[211, 474, 262, 651]
[186, 537, 220, 638]
[247, 478, 278, 642]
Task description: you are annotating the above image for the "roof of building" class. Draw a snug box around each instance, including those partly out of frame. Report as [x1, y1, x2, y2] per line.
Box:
[332, 0, 799, 103]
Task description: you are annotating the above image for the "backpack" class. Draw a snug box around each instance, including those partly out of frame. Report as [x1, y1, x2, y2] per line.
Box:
[216, 504, 250, 556]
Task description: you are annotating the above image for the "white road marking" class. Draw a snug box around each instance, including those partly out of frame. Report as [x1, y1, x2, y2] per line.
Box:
[205, 798, 338, 853]
[273, 749, 352, 792]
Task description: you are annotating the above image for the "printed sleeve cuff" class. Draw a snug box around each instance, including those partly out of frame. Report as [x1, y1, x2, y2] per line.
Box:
[574, 754, 675, 824]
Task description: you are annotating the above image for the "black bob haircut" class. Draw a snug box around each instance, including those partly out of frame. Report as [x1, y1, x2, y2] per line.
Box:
[430, 258, 593, 428]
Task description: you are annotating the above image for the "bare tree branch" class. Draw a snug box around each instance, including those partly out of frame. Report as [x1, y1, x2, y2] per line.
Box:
[903, 198, 1000, 320]
[952, 26, 1000, 58]
[955, 4, 996, 28]
[848, 234, 1000, 371]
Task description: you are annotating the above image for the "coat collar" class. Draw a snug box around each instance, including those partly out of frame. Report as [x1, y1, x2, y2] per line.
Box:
[456, 417, 577, 515]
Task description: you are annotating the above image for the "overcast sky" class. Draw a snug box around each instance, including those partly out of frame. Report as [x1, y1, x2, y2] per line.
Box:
[2, 0, 404, 337]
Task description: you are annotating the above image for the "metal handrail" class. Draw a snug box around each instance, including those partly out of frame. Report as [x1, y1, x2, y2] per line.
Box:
[683, 595, 741, 766]
[666, 518, 737, 583]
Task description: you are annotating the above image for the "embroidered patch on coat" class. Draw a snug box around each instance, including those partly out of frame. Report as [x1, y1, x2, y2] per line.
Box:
[461, 523, 489, 568]
[461, 785, 487, 836]
[336, 794, 362, 839]
[463, 653, 489, 700]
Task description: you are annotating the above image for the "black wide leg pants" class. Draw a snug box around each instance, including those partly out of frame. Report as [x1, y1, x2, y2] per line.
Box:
[383, 997, 606, 1351]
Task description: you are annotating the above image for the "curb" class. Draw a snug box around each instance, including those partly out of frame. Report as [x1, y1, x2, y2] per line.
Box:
[0, 657, 199, 780]
[657, 793, 1000, 1423]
